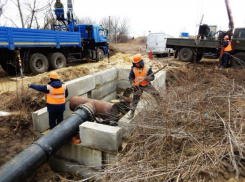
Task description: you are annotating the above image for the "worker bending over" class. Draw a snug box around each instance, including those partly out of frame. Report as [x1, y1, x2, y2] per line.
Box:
[219, 35, 232, 69]
[29, 72, 69, 129]
[128, 54, 161, 119]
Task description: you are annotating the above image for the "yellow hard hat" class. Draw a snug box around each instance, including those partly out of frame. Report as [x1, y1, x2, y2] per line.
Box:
[50, 71, 59, 79]
[133, 54, 142, 63]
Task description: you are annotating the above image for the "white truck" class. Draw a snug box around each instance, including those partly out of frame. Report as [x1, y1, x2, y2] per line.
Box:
[146, 33, 174, 57]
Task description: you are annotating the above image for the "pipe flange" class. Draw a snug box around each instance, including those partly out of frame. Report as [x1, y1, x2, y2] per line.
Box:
[75, 104, 95, 121]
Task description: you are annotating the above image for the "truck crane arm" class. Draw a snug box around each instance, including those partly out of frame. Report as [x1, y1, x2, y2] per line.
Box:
[224, 0, 234, 38]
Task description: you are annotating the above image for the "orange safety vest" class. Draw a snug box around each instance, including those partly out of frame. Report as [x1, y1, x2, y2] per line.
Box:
[224, 40, 232, 52]
[46, 85, 66, 104]
[133, 66, 150, 86]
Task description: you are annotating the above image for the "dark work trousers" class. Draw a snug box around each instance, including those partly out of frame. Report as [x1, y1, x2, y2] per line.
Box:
[48, 111, 64, 129]
[131, 84, 162, 114]
[221, 51, 232, 67]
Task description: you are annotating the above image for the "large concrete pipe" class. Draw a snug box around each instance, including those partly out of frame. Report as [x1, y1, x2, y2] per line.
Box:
[0, 103, 95, 182]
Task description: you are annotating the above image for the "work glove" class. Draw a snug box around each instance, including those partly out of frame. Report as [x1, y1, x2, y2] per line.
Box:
[144, 77, 150, 82]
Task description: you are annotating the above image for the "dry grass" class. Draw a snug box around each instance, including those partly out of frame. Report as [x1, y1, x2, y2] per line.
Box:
[98, 65, 245, 182]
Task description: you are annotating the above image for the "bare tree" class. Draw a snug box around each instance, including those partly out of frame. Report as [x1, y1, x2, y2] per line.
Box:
[0, 0, 8, 17]
[77, 16, 96, 24]
[99, 16, 130, 43]
[1, 0, 54, 28]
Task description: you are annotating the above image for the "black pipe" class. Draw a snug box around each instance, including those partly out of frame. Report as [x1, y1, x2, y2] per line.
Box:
[0, 104, 94, 182]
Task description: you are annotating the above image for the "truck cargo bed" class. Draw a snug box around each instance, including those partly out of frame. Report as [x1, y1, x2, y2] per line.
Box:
[0, 27, 81, 50]
[166, 38, 220, 49]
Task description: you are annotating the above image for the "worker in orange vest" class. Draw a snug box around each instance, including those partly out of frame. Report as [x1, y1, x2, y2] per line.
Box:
[127, 54, 161, 119]
[219, 35, 232, 69]
[29, 72, 69, 129]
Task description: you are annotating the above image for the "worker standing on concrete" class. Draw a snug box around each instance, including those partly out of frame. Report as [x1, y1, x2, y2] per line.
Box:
[54, 0, 64, 8]
[128, 54, 161, 119]
[219, 35, 232, 69]
[29, 72, 68, 129]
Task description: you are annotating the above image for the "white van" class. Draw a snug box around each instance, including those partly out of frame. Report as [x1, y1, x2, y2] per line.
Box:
[146, 33, 174, 57]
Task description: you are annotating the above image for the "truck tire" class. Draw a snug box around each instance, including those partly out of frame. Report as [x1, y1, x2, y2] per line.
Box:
[179, 48, 193, 62]
[230, 52, 245, 69]
[96, 48, 104, 61]
[29, 53, 49, 74]
[49, 53, 66, 70]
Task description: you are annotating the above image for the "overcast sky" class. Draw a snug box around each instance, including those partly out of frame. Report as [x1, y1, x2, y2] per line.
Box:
[71, 0, 245, 37]
[1, 0, 245, 38]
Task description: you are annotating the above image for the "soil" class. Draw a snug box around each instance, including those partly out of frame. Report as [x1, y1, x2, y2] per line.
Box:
[1, 37, 245, 181]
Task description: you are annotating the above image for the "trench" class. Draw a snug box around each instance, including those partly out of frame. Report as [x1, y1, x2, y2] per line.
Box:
[0, 67, 166, 181]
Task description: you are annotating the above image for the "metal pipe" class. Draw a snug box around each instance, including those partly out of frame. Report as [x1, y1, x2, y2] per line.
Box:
[0, 103, 94, 182]
[70, 96, 114, 119]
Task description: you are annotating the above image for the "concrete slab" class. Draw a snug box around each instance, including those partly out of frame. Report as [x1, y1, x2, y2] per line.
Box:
[32, 107, 49, 132]
[65, 75, 95, 101]
[117, 80, 131, 90]
[32, 101, 74, 132]
[102, 152, 117, 165]
[117, 68, 131, 80]
[93, 67, 117, 86]
[100, 91, 117, 103]
[56, 142, 102, 169]
[152, 71, 166, 91]
[118, 100, 145, 140]
[91, 81, 117, 100]
[80, 122, 122, 152]
[49, 155, 99, 179]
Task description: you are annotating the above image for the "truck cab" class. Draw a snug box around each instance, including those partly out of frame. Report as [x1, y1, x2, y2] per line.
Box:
[232, 28, 245, 52]
[229, 28, 245, 68]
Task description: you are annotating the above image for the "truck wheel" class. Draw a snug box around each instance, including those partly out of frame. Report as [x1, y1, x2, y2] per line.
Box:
[96, 48, 104, 61]
[50, 53, 66, 70]
[179, 48, 193, 62]
[231, 52, 245, 69]
[29, 53, 49, 74]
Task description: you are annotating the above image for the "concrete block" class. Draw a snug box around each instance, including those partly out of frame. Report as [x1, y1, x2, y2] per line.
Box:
[32, 101, 73, 132]
[80, 122, 122, 152]
[91, 81, 117, 100]
[93, 67, 117, 86]
[117, 80, 131, 90]
[100, 91, 117, 102]
[152, 71, 166, 91]
[102, 152, 118, 165]
[65, 75, 95, 101]
[117, 68, 131, 80]
[32, 107, 49, 132]
[56, 142, 102, 169]
[49, 155, 99, 179]
[118, 100, 145, 140]
[63, 101, 72, 119]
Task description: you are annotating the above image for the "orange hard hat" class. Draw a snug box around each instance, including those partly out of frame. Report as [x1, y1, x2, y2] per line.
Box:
[133, 54, 142, 63]
[50, 71, 59, 79]
[223, 35, 229, 40]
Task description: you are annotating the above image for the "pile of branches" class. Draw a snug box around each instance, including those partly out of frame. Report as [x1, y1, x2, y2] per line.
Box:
[100, 67, 245, 181]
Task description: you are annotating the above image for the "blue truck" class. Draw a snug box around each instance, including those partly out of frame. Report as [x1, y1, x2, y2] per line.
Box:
[0, 2, 108, 75]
